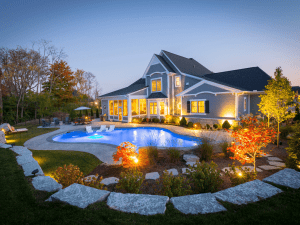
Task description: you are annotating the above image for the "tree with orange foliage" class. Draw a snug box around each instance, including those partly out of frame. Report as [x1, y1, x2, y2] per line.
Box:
[113, 142, 140, 168]
[227, 115, 277, 172]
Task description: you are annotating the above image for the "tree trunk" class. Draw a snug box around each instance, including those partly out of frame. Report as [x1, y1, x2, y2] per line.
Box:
[0, 69, 3, 124]
[21, 94, 24, 118]
[277, 121, 280, 147]
[267, 112, 269, 127]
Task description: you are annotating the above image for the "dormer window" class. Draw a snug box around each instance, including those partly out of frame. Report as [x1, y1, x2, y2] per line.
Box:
[175, 76, 181, 87]
[151, 78, 162, 92]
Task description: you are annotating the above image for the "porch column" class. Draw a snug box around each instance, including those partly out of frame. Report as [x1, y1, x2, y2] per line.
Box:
[128, 96, 132, 122]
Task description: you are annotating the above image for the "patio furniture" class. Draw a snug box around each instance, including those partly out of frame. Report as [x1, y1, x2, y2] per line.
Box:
[86, 126, 93, 133]
[64, 117, 71, 125]
[42, 119, 50, 127]
[7, 124, 28, 133]
[53, 118, 59, 126]
[106, 125, 115, 132]
[74, 118, 84, 125]
[96, 125, 106, 132]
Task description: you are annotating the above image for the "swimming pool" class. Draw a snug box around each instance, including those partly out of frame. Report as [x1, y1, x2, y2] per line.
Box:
[52, 127, 200, 148]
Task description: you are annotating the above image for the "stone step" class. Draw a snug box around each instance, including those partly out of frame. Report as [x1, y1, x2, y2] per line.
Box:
[222, 166, 263, 173]
[0, 143, 12, 149]
[32, 176, 62, 192]
[21, 161, 44, 176]
[259, 153, 272, 157]
[186, 162, 197, 167]
[163, 168, 178, 176]
[101, 177, 119, 185]
[258, 165, 281, 170]
[16, 155, 36, 166]
[268, 161, 286, 167]
[107, 192, 169, 215]
[145, 172, 160, 180]
[170, 193, 227, 214]
[214, 179, 282, 205]
[10, 146, 32, 156]
[263, 168, 300, 189]
[183, 154, 199, 162]
[46, 183, 110, 208]
[267, 157, 282, 161]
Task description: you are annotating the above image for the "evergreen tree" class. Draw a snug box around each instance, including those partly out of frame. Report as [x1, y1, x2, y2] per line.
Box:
[91, 108, 94, 117]
[96, 108, 99, 118]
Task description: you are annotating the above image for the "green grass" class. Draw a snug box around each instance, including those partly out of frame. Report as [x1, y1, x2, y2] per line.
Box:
[5, 124, 59, 146]
[2, 148, 300, 224]
[31, 150, 101, 176]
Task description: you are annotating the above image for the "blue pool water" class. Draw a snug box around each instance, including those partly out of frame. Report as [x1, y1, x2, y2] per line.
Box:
[52, 127, 200, 148]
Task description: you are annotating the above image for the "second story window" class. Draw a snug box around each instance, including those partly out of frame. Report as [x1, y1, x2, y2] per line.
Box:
[175, 76, 181, 87]
[152, 79, 161, 92]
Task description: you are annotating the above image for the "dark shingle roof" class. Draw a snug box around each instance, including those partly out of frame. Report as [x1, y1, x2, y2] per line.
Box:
[292, 86, 300, 93]
[162, 50, 212, 76]
[147, 92, 167, 99]
[154, 54, 174, 73]
[202, 67, 272, 91]
[99, 78, 146, 97]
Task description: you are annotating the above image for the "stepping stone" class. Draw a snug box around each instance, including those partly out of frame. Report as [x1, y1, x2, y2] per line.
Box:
[145, 172, 160, 180]
[267, 157, 282, 161]
[182, 168, 193, 174]
[46, 183, 110, 208]
[101, 177, 119, 185]
[186, 162, 197, 167]
[259, 153, 272, 157]
[263, 168, 300, 189]
[0, 143, 12, 149]
[241, 166, 263, 172]
[107, 192, 169, 215]
[21, 161, 44, 176]
[183, 154, 199, 162]
[214, 179, 282, 205]
[258, 165, 281, 170]
[10, 146, 32, 156]
[83, 175, 99, 183]
[32, 176, 62, 192]
[170, 193, 227, 214]
[16, 155, 36, 165]
[268, 161, 286, 167]
[163, 169, 178, 176]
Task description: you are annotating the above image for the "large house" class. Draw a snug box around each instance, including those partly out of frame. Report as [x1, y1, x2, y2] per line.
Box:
[99, 50, 272, 125]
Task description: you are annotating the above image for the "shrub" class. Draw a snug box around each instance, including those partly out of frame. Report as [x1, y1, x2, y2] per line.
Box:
[112, 142, 139, 168]
[116, 168, 144, 194]
[224, 163, 257, 186]
[222, 120, 231, 129]
[69, 109, 76, 121]
[155, 170, 192, 197]
[186, 161, 223, 193]
[167, 148, 181, 163]
[220, 142, 234, 158]
[197, 139, 213, 161]
[142, 117, 147, 122]
[286, 124, 300, 171]
[165, 115, 173, 123]
[95, 108, 99, 118]
[90, 109, 94, 117]
[146, 118, 150, 123]
[143, 147, 158, 165]
[280, 125, 294, 139]
[173, 116, 180, 125]
[206, 124, 211, 130]
[52, 164, 106, 190]
[161, 118, 165, 123]
[152, 118, 160, 123]
[213, 124, 219, 129]
[193, 122, 201, 129]
[180, 117, 187, 127]
[187, 122, 193, 128]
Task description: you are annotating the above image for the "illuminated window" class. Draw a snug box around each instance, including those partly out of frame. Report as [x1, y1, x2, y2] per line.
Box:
[244, 97, 247, 111]
[131, 99, 138, 116]
[191, 101, 205, 113]
[151, 79, 162, 92]
[119, 100, 122, 107]
[160, 102, 165, 115]
[150, 102, 157, 114]
[139, 99, 146, 115]
[123, 100, 127, 116]
[114, 100, 118, 115]
[175, 76, 181, 87]
[109, 100, 113, 115]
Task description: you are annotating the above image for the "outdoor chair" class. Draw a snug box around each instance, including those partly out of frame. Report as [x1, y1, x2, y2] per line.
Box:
[42, 119, 50, 127]
[7, 124, 28, 134]
[86, 126, 93, 133]
[64, 117, 71, 125]
[106, 125, 115, 132]
[96, 125, 106, 132]
[54, 118, 60, 126]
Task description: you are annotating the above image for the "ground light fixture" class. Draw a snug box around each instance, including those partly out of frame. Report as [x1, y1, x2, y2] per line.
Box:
[32, 169, 39, 176]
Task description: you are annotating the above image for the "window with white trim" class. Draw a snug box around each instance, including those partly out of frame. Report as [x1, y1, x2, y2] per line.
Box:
[150, 102, 157, 114]
[244, 97, 247, 111]
[191, 100, 205, 113]
[151, 78, 162, 92]
[175, 76, 181, 87]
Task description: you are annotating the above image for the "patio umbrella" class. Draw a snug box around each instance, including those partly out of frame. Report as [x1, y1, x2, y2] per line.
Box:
[74, 106, 91, 111]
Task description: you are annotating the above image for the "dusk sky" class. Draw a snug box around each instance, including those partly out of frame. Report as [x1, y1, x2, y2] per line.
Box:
[1, 0, 299, 95]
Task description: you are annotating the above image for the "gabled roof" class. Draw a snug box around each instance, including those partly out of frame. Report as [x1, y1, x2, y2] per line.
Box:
[292, 86, 300, 93]
[99, 78, 146, 97]
[154, 54, 174, 73]
[147, 92, 167, 99]
[201, 67, 272, 91]
[161, 50, 212, 76]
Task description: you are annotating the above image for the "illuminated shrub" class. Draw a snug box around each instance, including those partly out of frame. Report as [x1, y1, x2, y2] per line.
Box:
[286, 124, 300, 171]
[220, 141, 234, 158]
[160, 118, 165, 123]
[222, 120, 231, 129]
[116, 168, 144, 194]
[165, 115, 173, 123]
[193, 122, 201, 129]
[224, 163, 257, 186]
[186, 161, 223, 193]
[206, 124, 211, 129]
[187, 122, 193, 128]
[180, 117, 187, 126]
[197, 139, 213, 161]
[213, 124, 219, 129]
[113, 142, 139, 168]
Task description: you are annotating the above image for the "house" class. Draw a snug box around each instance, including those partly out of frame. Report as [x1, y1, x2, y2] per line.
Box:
[99, 50, 272, 125]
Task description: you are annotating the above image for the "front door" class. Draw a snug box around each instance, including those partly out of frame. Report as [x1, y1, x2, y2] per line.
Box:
[118, 107, 122, 121]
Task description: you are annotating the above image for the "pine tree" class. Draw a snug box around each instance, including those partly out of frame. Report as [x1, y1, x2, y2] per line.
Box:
[91, 108, 94, 117]
[96, 108, 99, 118]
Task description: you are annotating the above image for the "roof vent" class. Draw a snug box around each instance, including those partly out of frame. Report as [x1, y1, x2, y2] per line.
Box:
[189, 58, 193, 60]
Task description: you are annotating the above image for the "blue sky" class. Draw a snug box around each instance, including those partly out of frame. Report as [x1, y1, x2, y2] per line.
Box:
[1, 0, 299, 95]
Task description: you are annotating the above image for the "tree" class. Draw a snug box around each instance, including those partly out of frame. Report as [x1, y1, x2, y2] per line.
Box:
[228, 115, 276, 172]
[259, 67, 295, 147]
[96, 108, 99, 118]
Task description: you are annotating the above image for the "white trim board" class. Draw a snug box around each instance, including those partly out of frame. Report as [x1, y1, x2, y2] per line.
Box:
[143, 54, 170, 78]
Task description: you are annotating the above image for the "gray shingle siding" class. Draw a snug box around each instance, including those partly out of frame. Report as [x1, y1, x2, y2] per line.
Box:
[186, 83, 229, 95]
[146, 64, 166, 75]
[101, 100, 108, 115]
[131, 88, 147, 95]
[184, 76, 202, 90]
[250, 95, 261, 115]
[238, 94, 249, 117]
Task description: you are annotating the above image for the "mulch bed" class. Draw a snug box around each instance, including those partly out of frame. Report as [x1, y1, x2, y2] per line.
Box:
[87, 141, 289, 195]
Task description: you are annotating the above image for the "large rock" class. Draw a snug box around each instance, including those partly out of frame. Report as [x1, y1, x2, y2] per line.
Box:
[164, 168, 178, 176]
[0, 143, 11, 149]
[101, 177, 119, 185]
[170, 193, 227, 214]
[16, 155, 36, 165]
[107, 192, 169, 215]
[145, 172, 160, 180]
[183, 154, 199, 162]
[47, 183, 110, 208]
[0, 123, 10, 133]
[10, 146, 32, 156]
[263, 168, 300, 189]
[32, 176, 62, 192]
[0, 131, 6, 144]
[21, 161, 44, 176]
[214, 179, 282, 205]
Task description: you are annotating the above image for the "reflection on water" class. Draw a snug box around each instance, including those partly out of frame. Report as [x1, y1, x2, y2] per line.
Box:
[53, 127, 200, 148]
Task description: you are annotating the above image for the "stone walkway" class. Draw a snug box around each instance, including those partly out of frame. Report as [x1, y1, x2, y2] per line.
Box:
[5, 144, 300, 215]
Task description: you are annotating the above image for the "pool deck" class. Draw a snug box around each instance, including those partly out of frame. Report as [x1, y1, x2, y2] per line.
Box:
[24, 119, 233, 164]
